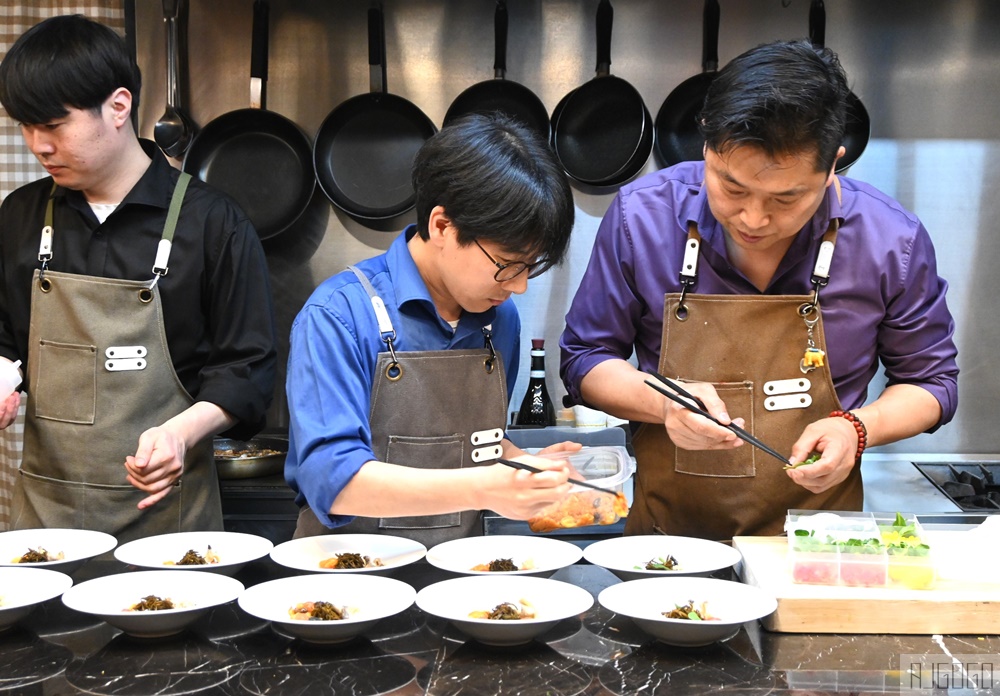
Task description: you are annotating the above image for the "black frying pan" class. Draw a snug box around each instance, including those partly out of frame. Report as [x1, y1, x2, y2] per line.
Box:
[313, 5, 436, 230]
[653, 0, 720, 169]
[443, 0, 549, 141]
[809, 0, 870, 173]
[551, 0, 652, 188]
[183, 0, 314, 241]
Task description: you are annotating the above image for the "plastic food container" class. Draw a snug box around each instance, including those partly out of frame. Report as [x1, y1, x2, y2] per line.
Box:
[875, 513, 936, 590]
[525, 446, 634, 534]
[785, 511, 888, 587]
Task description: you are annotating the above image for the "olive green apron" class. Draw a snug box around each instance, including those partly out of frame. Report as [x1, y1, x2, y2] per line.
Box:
[629, 199, 863, 540]
[11, 174, 221, 543]
[294, 265, 509, 546]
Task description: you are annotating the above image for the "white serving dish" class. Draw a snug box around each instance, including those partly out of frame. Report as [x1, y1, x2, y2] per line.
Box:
[115, 531, 273, 576]
[61, 569, 244, 638]
[415, 575, 593, 647]
[583, 534, 743, 581]
[598, 576, 777, 647]
[0, 566, 74, 632]
[269, 534, 426, 575]
[426, 535, 582, 578]
[0, 528, 117, 574]
[238, 573, 416, 644]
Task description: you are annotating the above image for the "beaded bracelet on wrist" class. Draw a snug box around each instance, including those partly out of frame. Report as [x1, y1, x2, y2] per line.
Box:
[829, 410, 867, 460]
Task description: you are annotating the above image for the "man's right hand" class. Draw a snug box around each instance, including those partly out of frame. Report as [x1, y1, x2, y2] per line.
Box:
[0, 391, 21, 430]
[661, 380, 746, 451]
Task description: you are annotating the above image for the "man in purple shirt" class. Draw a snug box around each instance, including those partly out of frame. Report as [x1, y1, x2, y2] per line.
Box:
[560, 40, 958, 539]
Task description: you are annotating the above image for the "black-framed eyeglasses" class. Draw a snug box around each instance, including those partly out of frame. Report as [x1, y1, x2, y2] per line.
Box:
[473, 239, 547, 282]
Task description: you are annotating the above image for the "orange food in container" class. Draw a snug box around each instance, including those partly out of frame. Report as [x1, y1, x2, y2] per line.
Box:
[526, 446, 634, 533]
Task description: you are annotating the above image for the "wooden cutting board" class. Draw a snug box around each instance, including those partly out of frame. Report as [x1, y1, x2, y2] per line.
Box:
[733, 536, 1000, 634]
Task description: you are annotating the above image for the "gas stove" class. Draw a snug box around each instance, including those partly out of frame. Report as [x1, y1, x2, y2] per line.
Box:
[913, 461, 1000, 511]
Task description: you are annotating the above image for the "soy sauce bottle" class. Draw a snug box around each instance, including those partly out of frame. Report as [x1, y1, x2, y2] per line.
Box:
[515, 339, 556, 427]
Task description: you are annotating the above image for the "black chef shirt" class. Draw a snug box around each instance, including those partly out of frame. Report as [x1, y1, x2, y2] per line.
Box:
[0, 140, 277, 438]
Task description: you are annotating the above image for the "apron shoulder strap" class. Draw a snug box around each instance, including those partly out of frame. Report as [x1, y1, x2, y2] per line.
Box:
[348, 265, 396, 343]
[151, 172, 192, 279]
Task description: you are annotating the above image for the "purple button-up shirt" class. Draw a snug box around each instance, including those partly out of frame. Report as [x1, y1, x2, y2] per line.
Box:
[560, 161, 958, 429]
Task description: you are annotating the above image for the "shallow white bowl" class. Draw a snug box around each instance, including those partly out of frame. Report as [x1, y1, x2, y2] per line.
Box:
[0, 528, 117, 574]
[62, 569, 244, 638]
[583, 535, 742, 581]
[0, 566, 74, 631]
[598, 577, 777, 647]
[114, 531, 273, 576]
[270, 534, 426, 575]
[426, 535, 583, 578]
[416, 575, 594, 647]
[238, 573, 416, 644]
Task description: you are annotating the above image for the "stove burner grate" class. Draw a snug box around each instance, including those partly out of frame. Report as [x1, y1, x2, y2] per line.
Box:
[913, 462, 1000, 511]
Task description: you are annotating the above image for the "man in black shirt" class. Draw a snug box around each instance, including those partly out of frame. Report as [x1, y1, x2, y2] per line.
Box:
[0, 15, 277, 540]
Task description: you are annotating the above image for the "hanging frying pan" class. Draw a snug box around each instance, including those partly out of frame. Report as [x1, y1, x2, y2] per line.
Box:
[809, 0, 870, 173]
[313, 5, 436, 231]
[653, 0, 720, 169]
[183, 0, 314, 241]
[551, 0, 652, 189]
[443, 0, 549, 141]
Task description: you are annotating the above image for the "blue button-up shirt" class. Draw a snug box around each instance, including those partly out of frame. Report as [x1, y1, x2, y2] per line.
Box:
[286, 227, 521, 527]
[560, 161, 958, 428]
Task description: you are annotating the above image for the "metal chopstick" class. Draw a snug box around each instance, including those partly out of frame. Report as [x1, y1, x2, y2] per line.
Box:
[497, 458, 619, 497]
[643, 378, 791, 466]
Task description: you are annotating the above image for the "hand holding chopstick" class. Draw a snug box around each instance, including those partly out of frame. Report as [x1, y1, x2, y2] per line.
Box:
[497, 457, 619, 497]
[643, 373, 791, 466]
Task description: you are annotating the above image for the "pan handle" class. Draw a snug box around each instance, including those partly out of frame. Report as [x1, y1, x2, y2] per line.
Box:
[702, 0, 720, 73]
[250, 0, 268, 110]
[368, 5, 388, 95]
[809, 0, 826, 48]
[493, 0, 508, 79]
[595, 0, 613, 77]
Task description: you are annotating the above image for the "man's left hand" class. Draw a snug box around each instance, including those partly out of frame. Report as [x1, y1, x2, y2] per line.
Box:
[785, 416, 859, 493]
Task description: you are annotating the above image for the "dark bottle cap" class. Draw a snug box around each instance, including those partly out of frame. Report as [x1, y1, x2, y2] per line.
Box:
[531, 338, 544, 350]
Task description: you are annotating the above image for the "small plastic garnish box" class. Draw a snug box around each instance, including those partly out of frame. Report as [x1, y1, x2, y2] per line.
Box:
[875, 512, 936, 590]
[785, 510, 887, 587]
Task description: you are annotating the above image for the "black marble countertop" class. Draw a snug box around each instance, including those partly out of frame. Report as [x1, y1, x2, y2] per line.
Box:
[5, 556, 999, 695]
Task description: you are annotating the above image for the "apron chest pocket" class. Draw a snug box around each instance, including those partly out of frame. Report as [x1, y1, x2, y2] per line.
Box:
[33, 340, 97, 424]
[674, 381, 756, 478]
[380, 433, 466, 530]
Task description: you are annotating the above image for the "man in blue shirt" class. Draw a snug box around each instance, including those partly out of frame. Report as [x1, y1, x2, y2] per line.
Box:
[286, 114, 577, 544]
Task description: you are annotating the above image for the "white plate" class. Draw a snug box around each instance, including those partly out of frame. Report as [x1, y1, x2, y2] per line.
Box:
[598, 577, 777, 647]
[269, 534, 426, 575]
[238, 573, 416, 644]
[426, 535, 583, 577]
[0, 528, 117, 574]
[583, 535, 742, 581]
[416, 575, 593, 647]
[62, 569, 244, 638]
[115, 531, 273, 576]
[0, 567, 74, 632]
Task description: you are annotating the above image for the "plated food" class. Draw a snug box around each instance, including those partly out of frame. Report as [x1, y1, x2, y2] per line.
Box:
[62, 569, 244, 638]
[115, 531, 272, 576]
[0, 566, 74, 632]
[318, 552, 383, 570]
[416, 575, 593, 647]
[426, 535, 582, 578]
[598, 577, 777, 647]
[0, 528, 117, 574]
[583, 534, 743, 581]
[238, 573, 416, 644]
[270, 534, 426, 576]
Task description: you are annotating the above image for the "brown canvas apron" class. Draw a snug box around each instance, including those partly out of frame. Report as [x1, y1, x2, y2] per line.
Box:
[629, 210, 863, 541]
[295, 265, 508, 547]
[11, 174, 221, 544]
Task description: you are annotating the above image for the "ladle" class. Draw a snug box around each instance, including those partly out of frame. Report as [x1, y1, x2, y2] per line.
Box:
[153, 0, 195, 158]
